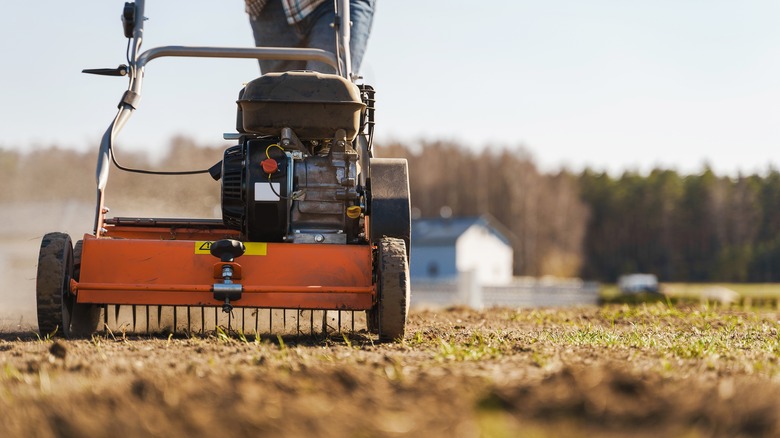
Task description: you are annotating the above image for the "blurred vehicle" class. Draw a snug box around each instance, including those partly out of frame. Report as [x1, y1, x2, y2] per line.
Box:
[618, 274, 660, 294]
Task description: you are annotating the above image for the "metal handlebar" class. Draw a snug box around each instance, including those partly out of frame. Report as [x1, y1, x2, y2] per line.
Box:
[94, 0, 353, 235]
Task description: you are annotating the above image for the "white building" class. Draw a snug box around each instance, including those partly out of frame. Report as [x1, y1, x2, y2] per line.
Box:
[410, 215, 514, 286]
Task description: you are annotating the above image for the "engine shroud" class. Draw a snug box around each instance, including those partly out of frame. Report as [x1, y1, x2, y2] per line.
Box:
[221, 139, 292, 242]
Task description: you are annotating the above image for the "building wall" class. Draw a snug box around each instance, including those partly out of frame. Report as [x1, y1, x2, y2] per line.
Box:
[456, 225, 513, 286]
[410, 245, 457, 281]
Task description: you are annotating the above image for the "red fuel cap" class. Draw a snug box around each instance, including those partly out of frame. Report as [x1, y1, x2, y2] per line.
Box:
[261, 158, 278, 174]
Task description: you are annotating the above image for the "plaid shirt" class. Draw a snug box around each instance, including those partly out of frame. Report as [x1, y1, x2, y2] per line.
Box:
[245, 0, 327, 25]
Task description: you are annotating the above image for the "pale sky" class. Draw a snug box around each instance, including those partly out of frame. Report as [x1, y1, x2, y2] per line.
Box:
[1, 1, 779, 175]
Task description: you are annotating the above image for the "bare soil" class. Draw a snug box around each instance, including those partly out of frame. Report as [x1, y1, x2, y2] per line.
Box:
[3, 305, 780, 437]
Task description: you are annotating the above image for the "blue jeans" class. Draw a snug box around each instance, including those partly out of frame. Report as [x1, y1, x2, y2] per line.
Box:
[249, 0, 376, 74]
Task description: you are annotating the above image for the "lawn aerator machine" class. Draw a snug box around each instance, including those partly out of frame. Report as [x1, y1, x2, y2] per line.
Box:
[36, 0, 410, 341]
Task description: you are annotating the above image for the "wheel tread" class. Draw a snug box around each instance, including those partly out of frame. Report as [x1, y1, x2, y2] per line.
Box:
[376, 238, 410, 342]
[36, 232, 71, 337]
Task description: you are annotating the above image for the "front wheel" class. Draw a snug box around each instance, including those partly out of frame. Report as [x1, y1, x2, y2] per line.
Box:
[36, 233, 99, 338]
[372, 237, 410, 342]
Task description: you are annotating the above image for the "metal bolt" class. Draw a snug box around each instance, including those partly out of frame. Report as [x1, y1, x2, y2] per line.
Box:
[314, 234, 325, 243]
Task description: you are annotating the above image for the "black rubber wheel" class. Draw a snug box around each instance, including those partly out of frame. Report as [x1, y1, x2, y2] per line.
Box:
[368, 158, 411, 259]
[36, 233, 99, 339]
[374, 238, 410, 342]
[366, 307, 379, 335]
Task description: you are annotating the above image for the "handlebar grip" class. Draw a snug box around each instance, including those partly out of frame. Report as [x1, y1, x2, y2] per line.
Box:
[122, 2, 136, 39]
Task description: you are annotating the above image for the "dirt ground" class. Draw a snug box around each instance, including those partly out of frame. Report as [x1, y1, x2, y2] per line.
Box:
[2, 305, 780, 438]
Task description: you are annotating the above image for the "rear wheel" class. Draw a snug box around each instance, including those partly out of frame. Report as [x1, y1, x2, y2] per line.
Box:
[366, 307, 378, 335]
[368, 158, 411, 258]
[36, 233, 99, 338]
[367, 158, 411, 336]
[373, 238, 410, 342]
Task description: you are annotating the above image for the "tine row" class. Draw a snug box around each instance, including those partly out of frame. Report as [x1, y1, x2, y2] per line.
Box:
[99, 304, 365, 336]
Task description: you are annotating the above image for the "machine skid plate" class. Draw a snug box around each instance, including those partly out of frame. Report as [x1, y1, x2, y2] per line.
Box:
[76, 235, 374, 310]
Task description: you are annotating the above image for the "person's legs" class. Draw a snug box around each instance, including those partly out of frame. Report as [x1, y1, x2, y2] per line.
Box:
[301, 3, 339, 73]
[249, 0, 307, 73]
[251, 0, 376, 75]
[346, 0, 376, 74]
[304, 0, 376, 74]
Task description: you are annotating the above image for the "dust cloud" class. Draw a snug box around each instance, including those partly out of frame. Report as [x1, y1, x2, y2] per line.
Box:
[0, 201, 93, 330]
[0, 142, 224, 332]
[0, 199, 221, 332]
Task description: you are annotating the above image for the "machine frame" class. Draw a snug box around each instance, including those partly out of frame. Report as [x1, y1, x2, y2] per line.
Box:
[36, 0, 411, 341]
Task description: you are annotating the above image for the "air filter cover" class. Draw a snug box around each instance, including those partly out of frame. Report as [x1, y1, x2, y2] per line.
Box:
[237, 71, 366, 140]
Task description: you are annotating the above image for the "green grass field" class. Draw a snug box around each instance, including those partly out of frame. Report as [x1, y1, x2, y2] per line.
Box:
[601, 283, 780, 307]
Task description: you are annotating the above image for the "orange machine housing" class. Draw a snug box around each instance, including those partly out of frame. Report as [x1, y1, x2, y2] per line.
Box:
[74, 222, 375, 310]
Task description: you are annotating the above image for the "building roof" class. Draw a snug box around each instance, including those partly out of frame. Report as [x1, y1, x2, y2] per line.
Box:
[412, 215, 513, 247]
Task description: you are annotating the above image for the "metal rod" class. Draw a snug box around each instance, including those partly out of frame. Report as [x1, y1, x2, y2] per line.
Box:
[136, 46, 338, 70]
[77, 283, 373, 294]
[336, 0, 352, 79]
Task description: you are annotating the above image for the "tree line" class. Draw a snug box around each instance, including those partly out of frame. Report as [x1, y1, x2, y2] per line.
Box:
[379, 141, 780, 282]
[3, 138, 779, 282]
[578, 167, 780, 282]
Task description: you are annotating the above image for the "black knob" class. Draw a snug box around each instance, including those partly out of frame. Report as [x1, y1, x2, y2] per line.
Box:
[209, 239, 246, 262]
[122, 2, 136, 38]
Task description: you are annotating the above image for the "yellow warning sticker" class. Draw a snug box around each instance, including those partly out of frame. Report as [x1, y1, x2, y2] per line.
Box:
[195, 241, 267, 256]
